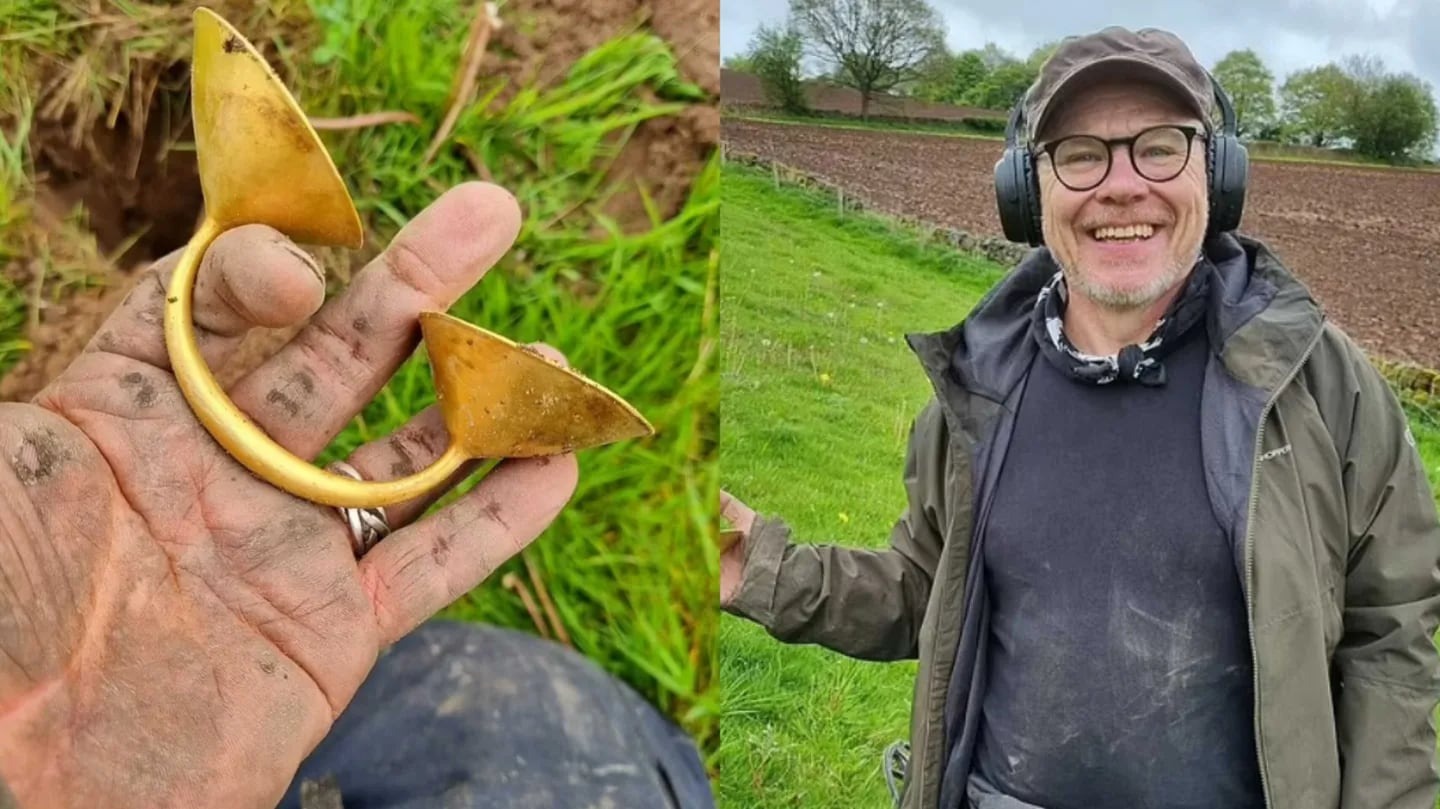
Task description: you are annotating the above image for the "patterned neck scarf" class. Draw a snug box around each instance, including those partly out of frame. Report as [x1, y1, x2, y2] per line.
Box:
[1030, 264, 1211, 386]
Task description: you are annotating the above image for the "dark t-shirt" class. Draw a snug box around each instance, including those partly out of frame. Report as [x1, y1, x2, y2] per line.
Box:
[969, 323, 1264, 809]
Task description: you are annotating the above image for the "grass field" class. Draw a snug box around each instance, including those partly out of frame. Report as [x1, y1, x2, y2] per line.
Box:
[718, 162, 1440, 807]
[718, 164, 1004, 807]
[1, 0, 719, 758]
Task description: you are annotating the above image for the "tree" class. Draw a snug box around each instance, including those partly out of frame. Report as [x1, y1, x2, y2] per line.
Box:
[1338, 54, 1387, 126]
[959, 59, 1036, 110]
[723, 54, 757, 72]
[1347, 73, 1438, 161]
[789, 0, 947, 119]
[742, 23, 810, 114]
[950, 50, 989, 102]
[1279, 64, 1356, 147]
[1341, 54, 1386, 92]
[975, 42, 1012, 70]
[1212, 49, 1276, 138]
[910, 44, 957, 102]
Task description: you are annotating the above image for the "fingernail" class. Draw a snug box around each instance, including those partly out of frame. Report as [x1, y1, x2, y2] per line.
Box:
[276, 240, 324, 284]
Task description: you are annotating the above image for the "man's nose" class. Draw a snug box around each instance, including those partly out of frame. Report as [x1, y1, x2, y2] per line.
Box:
[1095, 145, 1148, 202]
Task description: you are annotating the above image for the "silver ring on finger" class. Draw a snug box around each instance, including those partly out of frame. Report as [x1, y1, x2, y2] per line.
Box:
[325, 461, 391, 558]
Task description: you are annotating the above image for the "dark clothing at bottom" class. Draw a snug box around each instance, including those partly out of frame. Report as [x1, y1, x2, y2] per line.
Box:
[966, 322, 1262, 809]
[275, 620, 713, 809]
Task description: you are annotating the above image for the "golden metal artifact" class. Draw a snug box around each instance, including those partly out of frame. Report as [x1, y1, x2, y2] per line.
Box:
[164, 8, 653, 508]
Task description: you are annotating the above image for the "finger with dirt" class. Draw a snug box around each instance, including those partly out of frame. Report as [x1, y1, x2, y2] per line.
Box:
[335, 343, 571, 530]
[358, 449, 579, 646]
[225, 182, 521, 460]
[66, 223, 325, 379]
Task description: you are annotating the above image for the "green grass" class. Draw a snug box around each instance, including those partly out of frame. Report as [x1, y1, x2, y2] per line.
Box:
[718, 162, 1440, 808]
[0, 84, 33, 376]
[2, 0, 718, 759]
[1246, 140, 1440, 173]
[718, 164, 1002, 807]
[1403, 401, 1440, 514]
[295, 0, 720, 756]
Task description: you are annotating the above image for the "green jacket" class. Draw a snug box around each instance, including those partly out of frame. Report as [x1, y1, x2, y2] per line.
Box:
[726, 233, 1440, 809]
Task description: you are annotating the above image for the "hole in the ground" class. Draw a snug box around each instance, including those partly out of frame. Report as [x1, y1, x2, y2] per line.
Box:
[30, 61, 203, 270]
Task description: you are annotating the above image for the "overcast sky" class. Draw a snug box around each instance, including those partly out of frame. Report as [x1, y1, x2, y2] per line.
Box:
[720, 0, 1440, 110]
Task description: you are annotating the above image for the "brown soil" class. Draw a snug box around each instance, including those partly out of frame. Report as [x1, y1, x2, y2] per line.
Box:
[2, 0, 717, 402]
[494, 0, 718, 229]
[723, 118, 1440, 370]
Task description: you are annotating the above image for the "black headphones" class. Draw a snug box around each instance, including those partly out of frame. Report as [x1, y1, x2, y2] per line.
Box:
[993, 69, 1249, 247]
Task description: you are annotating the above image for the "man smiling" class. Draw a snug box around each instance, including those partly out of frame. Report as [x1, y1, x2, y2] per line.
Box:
[721, 26, 1440, 809]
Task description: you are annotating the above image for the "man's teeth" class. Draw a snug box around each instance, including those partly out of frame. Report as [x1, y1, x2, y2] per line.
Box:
[1092, 224, 1156, 241]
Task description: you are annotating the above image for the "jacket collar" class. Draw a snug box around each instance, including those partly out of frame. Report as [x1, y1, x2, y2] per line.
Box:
[906, 232, 1325, 406]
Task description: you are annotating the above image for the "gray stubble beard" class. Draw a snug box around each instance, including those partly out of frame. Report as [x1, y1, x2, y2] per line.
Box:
[1058, 215, 1208, 312]
[1065, 246, 1201, 310]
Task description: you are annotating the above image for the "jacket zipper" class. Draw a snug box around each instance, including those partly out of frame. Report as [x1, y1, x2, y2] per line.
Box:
[918, 420, 984, 809]
[923, 391, 1016, 809]
[1242, 323, 1324, 809]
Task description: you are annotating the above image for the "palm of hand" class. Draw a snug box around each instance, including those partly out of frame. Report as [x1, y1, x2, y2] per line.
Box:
[0, 383, 373, 805]
[0, 183, 578, 808]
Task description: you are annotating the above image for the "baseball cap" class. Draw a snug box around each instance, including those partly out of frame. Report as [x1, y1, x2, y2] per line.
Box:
[1022, 26, 1216, 144]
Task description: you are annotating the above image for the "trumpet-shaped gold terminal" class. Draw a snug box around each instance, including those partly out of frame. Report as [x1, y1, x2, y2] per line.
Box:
[190, 8, 364, 249]
[421, 313, 650, 457]
[164, 8, 654, 508]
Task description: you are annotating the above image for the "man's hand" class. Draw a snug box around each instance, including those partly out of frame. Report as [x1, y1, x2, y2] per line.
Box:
[719, 490, 756, 606]
[0, 183, 579, 808]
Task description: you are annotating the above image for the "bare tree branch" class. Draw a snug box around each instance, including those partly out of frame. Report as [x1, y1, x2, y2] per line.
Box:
[791, 0, 945, 118]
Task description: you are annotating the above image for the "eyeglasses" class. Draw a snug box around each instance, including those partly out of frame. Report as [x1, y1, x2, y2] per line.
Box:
[1036, 125, 1203, 192]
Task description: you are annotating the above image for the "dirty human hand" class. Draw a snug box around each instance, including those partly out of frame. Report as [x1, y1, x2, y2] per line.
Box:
[719, 489, 756, 606]
[0, 183, 578, 808]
